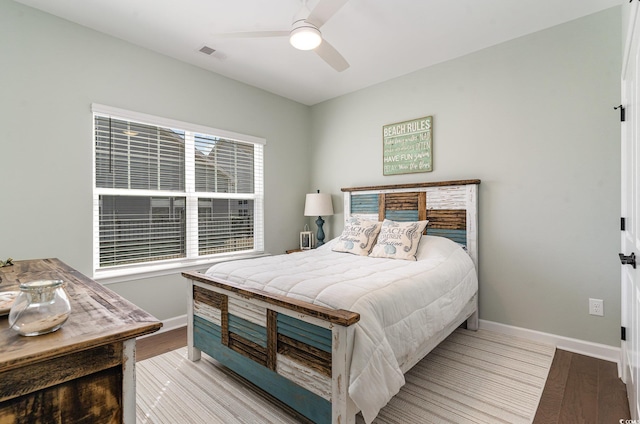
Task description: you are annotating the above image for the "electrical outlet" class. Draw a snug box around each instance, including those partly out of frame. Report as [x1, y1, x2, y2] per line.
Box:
[589, 298, 604, 316]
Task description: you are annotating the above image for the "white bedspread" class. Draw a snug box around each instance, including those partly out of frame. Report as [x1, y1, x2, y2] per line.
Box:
[204, 235, 478, 423]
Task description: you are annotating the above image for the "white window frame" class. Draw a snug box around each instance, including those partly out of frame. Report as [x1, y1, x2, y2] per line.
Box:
[91, 104, 265, 283]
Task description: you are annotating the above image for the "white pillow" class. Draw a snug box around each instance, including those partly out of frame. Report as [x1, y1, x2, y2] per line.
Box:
[414, 235, 469, 261]
[369, 219, 428, 261]
[332, 218, 382, 256]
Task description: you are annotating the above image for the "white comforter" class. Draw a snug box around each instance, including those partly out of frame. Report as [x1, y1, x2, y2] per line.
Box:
[204, 235, 478, 423]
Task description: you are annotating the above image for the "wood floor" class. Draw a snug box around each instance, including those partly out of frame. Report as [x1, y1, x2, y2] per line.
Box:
[136, 326, 189, 362]
[533, 349, 630, 423]
[136, 327, 631, 423]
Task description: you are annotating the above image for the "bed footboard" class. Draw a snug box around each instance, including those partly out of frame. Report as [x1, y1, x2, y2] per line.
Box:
[183, 271, 360, 424]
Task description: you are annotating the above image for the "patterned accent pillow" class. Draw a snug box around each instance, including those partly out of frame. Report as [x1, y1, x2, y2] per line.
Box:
[332, 218, 382, 256]
[369, 219, 429, 261]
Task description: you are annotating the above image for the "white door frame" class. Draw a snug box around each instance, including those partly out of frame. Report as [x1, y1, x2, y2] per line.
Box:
[622, 1, 640, 419]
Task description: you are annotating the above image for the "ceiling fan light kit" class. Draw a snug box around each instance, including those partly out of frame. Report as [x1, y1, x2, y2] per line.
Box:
[289, 21, 322, 50]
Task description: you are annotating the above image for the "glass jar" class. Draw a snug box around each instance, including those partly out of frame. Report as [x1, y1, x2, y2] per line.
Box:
[8, 280, 71, 336]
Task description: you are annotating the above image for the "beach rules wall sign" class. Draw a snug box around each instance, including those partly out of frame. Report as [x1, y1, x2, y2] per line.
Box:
[383, 116, 432, 176]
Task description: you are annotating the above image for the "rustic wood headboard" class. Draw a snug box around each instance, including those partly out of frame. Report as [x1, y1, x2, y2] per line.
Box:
[341, 179, 480, 268]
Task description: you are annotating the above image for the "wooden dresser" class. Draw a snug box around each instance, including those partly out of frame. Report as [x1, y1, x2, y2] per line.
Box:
[0, 258, 162, 423]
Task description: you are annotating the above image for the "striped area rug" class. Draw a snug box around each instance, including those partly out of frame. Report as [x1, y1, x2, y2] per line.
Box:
[136, 329, 555, 424]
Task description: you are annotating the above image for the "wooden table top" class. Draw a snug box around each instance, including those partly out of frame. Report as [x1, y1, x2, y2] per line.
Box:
[0, 258, 162, 372]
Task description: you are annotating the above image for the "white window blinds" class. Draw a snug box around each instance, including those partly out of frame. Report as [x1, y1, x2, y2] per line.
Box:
[92, 104, 265, 274]
[95, 117, 186, 191]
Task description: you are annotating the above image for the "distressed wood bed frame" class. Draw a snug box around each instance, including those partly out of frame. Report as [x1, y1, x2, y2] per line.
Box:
[182, 179, 480, 424]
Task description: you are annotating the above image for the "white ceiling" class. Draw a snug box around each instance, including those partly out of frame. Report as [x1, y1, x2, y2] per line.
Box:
[15, 0, 622, 106]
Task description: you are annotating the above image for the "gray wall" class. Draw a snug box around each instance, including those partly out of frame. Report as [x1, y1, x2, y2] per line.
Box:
[0, 0, 311, 320]
[310, 7, 622, 346]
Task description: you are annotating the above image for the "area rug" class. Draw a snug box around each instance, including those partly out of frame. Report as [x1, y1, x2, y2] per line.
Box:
[136, 329, 555, 423]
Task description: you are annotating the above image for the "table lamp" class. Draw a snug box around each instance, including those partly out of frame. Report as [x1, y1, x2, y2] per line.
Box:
[304, 190, 334, 247]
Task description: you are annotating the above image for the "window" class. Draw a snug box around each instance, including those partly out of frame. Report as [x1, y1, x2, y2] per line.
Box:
[92, 104, 264, 278]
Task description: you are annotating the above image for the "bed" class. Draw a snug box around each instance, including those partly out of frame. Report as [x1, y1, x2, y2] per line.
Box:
[182, 179, 480, 424]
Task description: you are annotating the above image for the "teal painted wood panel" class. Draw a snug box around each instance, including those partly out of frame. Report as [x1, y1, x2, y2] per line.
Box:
[385, 210, 419, 222]
[427, 228, 467, 245]
[228, 314, 267, 347]
[195, 313, 221, 340]
[350, 194, 379, 214]
[194, 316, 331, 423]
[277, 314, 332, 353]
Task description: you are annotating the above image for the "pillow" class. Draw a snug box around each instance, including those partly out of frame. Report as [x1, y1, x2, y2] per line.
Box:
[414, 235, 466, 261]
[332, 218, 382, 256]
[369, 219, 428, 261]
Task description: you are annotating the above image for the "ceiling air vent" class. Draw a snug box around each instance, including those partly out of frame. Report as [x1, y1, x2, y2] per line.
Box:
[199, 46, 216, 55]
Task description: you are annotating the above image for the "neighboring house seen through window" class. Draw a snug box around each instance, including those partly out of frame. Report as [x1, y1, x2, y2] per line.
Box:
[92, 104, 264, 279]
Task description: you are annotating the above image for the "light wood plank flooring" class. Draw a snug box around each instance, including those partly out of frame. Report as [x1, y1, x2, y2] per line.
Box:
[137, 327, 632, 423]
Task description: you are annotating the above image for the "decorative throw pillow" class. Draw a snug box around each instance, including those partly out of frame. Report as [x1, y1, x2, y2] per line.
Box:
[332, 217, 382, 256]
[369, 219, 429, 261]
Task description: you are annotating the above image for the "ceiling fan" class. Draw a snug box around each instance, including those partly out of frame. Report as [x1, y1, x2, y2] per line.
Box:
[217, 0, 350, 72]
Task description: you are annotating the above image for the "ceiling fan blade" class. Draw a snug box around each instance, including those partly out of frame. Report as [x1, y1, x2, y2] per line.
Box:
[314, 40, 349, 72]
[214, 30, 289, 39]
[306, 0, 350, 28]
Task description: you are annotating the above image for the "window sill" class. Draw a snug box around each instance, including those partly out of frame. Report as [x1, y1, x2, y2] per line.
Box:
[94, 252, 269, 285]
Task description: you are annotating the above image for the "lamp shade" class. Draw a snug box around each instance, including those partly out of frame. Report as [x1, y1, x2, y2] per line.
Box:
[304, 193, 334, 216]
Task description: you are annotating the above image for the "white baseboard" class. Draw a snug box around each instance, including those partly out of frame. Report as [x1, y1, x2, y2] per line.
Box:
[160, 314, 188, 333]
[138, 314, 187, 339]
[479, 319, 622, 376]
